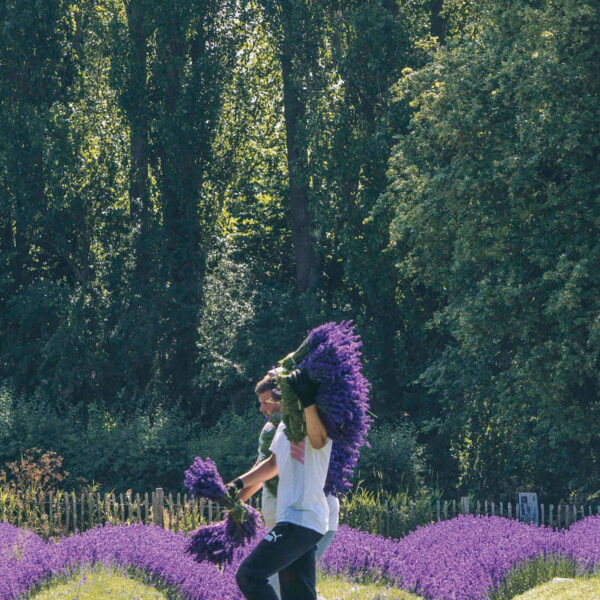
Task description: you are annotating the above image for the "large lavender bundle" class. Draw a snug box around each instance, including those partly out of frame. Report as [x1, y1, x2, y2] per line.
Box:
[184, 457, 228, 501]
[275, 320, 372, 495]
[184, 457, 262, 565]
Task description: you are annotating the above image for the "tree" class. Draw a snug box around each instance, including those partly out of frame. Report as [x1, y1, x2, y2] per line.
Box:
[386, 0, 600, 499]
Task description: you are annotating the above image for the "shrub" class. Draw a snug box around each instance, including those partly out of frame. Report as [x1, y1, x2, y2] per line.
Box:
[353, 420, 426, 495]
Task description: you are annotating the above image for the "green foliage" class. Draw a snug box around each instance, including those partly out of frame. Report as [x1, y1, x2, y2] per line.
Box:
[385, 0, 600, 499]
[192, 405, 264, 484]
[354, 420, 426, 496]
[1, 0, 598, 504]
[489, 555, 579, 600]
[0, 382, 262, 493]
[340, 486, 440, 540]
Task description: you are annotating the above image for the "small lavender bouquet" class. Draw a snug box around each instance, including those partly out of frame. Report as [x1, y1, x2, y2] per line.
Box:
[274, 320, 372, 496]
[184, 457, 262, 565]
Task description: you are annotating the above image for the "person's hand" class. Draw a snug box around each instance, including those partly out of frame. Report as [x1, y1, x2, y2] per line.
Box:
[225, 478, 244, 498]
[287, 368, 319, 409]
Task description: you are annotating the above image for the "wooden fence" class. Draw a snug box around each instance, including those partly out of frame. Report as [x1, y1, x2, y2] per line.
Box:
[0, 487, 262, 538]
[435, 498, 600, 529]
[2, 486, 599, 539]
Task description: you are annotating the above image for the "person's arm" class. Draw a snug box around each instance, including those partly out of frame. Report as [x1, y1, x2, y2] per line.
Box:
[287, 368, 329, 449]
[304, 404, 328, 449]
[232, 453, 277, 492]
[239, 481, 263, 502]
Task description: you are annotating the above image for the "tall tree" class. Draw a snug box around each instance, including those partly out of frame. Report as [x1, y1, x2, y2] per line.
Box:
[259, 0, 323, 296]
[386, 0, 600, 499]
[149, 0, 239, 410]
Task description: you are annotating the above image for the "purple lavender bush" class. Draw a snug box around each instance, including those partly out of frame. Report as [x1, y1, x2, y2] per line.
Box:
[559, 514, 600, 573]
[319, 515, 600, 600]
[3, 515, 600, 600]
[0, 521, 265, 600]
[0, 522, 52, 600]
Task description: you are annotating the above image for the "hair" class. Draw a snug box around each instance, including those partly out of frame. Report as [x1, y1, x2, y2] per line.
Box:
[255, 373, 277, 395]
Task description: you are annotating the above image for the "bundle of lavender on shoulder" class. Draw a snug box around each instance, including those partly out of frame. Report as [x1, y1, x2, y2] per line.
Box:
[184, 457, 262, 565]
[274, 319, 372, 496]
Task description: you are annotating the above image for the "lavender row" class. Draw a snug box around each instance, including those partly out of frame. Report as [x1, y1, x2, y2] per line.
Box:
[0, 521, 261, 600]
[319, 515, 600, 600]
[2, 515, 600, 600]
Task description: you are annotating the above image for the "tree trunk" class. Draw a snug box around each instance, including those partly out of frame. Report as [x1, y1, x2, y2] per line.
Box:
[279, 1, 317, 294]
[125, 0, 151, 285]
[431, 0, 446, 46]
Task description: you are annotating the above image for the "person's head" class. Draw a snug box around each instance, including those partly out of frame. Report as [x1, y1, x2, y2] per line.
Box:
[255, 372, 281, 417]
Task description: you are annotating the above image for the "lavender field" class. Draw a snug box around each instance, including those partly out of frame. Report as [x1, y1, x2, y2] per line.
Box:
[2, 515, 600, 600]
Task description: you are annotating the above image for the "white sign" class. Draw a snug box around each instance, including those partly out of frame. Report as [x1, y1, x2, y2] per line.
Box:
[518, 492, 539, 525]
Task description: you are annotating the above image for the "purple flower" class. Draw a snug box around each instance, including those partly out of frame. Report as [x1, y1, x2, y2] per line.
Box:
[184, 457, 227, 501]
[4, 514, 600, 599]
[300, 320, 373, 495]
[187, 504, 263, 566]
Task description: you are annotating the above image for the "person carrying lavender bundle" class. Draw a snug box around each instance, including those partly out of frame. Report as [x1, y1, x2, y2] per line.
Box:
[230, 367, 332, 600]
[237, 370, 339, 599]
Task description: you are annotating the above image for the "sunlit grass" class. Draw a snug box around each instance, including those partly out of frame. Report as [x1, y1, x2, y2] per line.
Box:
[317, 572, 423, 599]
[28, 563, 169, 600]
[512, 576, 600, 600]
[24, 559, 599, 600]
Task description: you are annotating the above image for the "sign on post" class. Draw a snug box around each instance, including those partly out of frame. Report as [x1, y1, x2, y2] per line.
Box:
[517, 492, 539, 525]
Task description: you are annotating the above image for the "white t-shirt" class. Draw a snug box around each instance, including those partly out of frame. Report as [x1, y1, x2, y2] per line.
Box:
[326, 493, 340, 531]
[257, 420, 278, 529]
[269, 421, 332, 535]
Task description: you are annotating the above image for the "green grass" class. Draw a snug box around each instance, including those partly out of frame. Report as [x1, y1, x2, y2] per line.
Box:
[489, 555, 579, 600]
[30, 563, 598, 600]
[28, 563, 169, 600]
[26, 565, 422, 600]
[317, 572, 423, 599]
[512, 576, 600, 599]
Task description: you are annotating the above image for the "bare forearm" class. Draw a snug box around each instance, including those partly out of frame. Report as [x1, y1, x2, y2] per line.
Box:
[239, 481, 263, 502]
[238, 454, 277, 489]
[304, 405, 328, 449]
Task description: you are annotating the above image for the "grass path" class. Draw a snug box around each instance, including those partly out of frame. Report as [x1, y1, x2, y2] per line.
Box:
[317, 573, 422, 599]
[27, 564, 600, 600]
[28, 563, 168, 600]
[511, 576, 600, 600]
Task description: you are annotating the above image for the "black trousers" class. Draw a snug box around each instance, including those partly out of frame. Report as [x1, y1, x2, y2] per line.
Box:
[236, 522, 323, 600]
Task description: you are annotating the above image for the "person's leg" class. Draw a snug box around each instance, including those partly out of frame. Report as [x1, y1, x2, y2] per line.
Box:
[263, 519, 281, 599]
[267, 572, 281, 599]
[236, 523, 321, 600]
[278, 544, 318, 600]
[315, 529, 336, 562]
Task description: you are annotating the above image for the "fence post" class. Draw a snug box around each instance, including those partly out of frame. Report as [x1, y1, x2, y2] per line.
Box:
[153, 488, 164, 528]
[541, 503, 545, 527]
[461, 497, 470, 515]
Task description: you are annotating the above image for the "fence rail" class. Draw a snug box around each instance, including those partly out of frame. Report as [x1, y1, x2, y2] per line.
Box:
[1, 486, 598, 539]
[0, 486, 261, 538]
